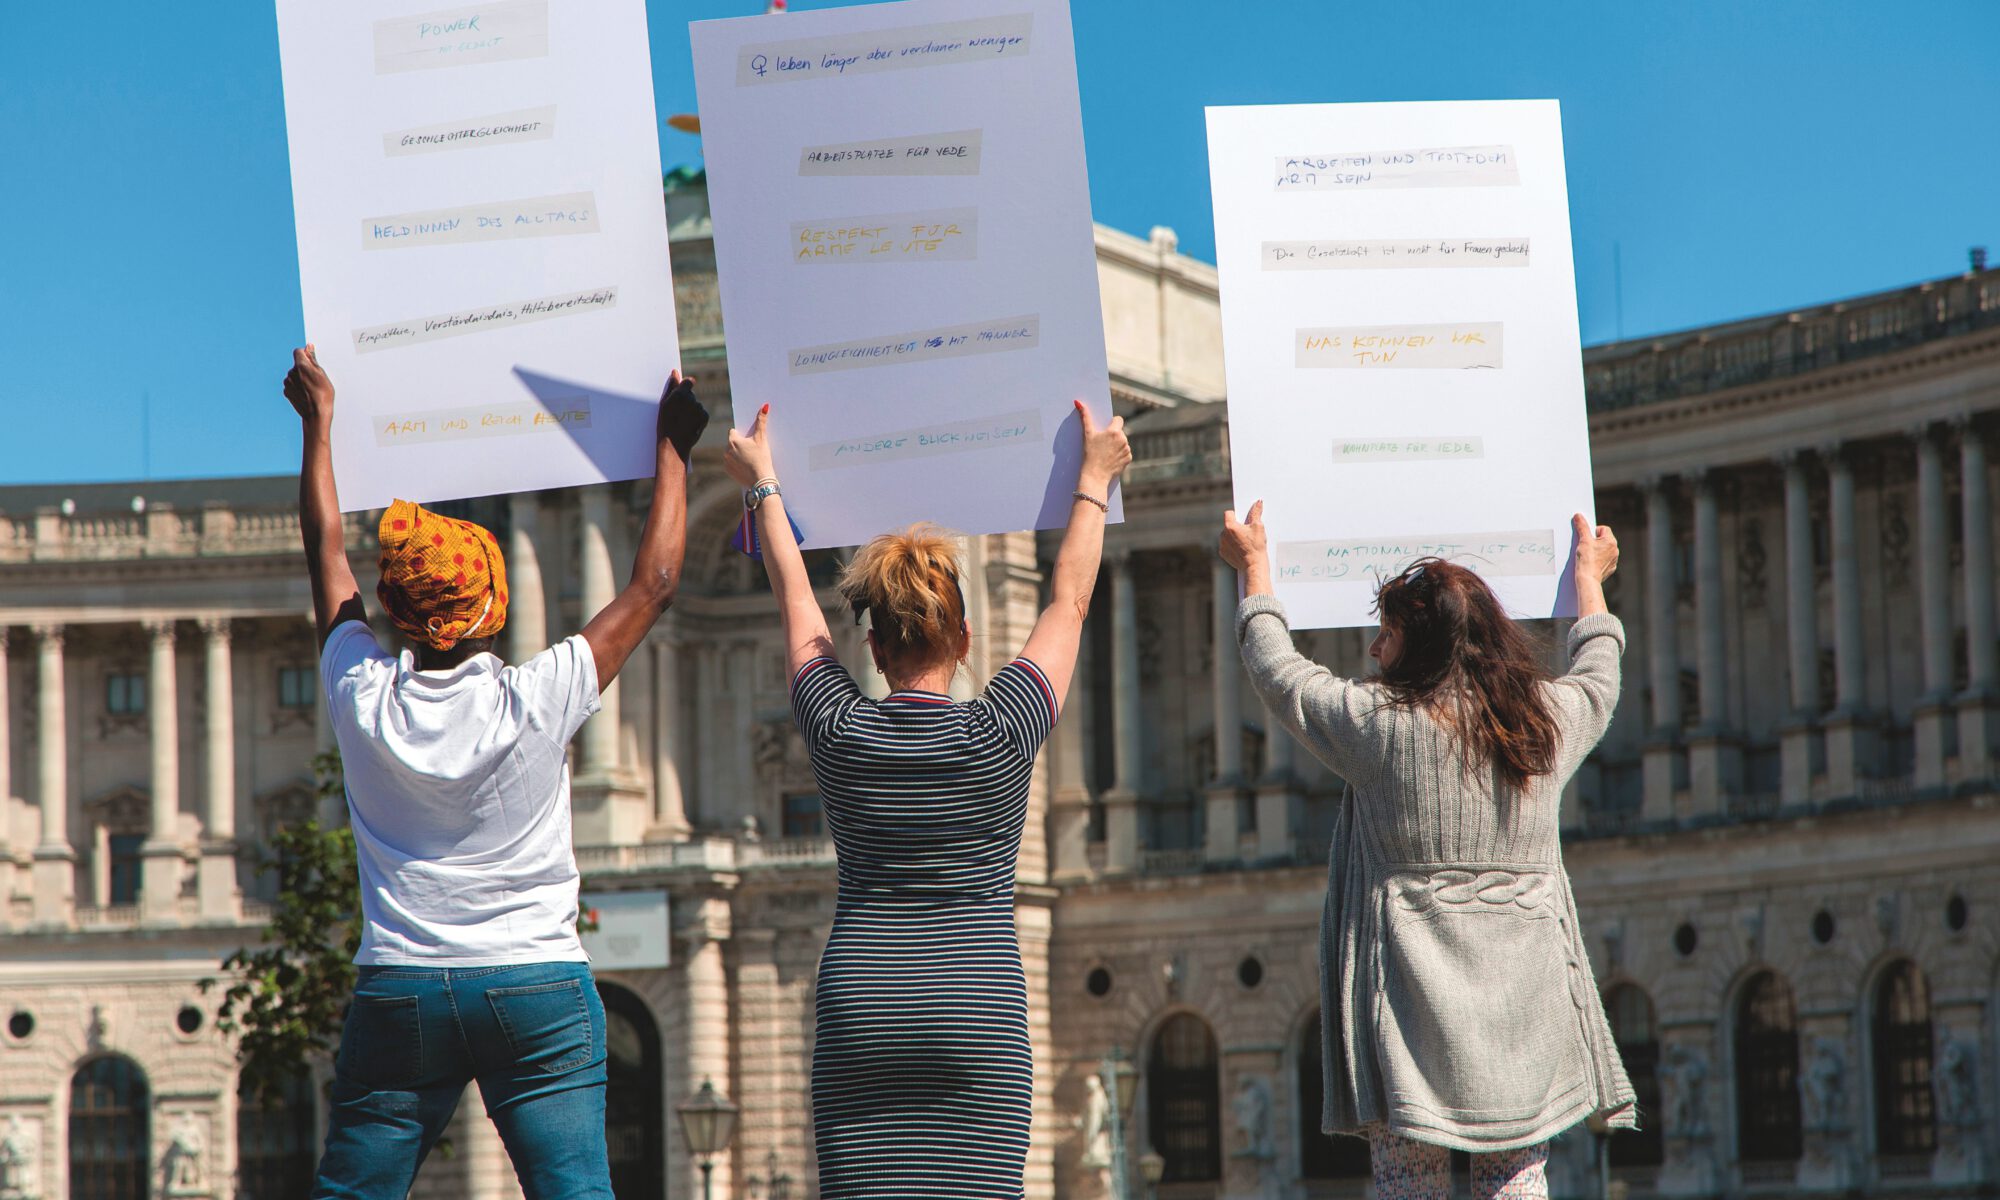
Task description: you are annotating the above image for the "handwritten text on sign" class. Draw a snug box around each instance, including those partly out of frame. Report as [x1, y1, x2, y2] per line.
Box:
[353, 287, 618, 354]
[1263, 238, 1529, 270]
[1295, 322, 1503, 369]
[799, 129, 983, 176]
[1273, 145, 1518, 191]
[791, 314, 1039, 375]
[793, 207, 977, 264]
[809, 410, 1044, 471]
[1333, 437, 1485, 463]
[374, 398, 591, 447]
[373, 1, 549, 74]
[1276, 530, 1558, 582]
[384, 106, 556, 157]
[737, 14, 1032, 86]
[361, 193, 598, 250]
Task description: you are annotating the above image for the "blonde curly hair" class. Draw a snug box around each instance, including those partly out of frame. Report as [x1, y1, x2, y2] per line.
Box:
[839, 523, 967, 670]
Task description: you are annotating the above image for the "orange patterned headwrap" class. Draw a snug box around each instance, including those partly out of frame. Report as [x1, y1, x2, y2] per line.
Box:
[375, 500, 509, 652]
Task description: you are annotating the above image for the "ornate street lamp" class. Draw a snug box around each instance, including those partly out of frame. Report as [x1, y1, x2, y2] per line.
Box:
[1138, 1150, 1166, 1200]
[1101, 1046, 1142, 1200]
[677, 1077, 739, 1200]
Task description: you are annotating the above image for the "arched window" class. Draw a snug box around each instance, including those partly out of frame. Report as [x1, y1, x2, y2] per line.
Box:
[69, 1056, 149, 1200]
[237, 1070, 317, 1200]
[1298, 1014, 1370, 1179]
[1603, 985, 1664, 1168]
[1734, 972, 1802, 1163]
[601, 984, 665, 1200]
[1148, 1014, 1220, 1183]
[1871, 960, 1936, 1157]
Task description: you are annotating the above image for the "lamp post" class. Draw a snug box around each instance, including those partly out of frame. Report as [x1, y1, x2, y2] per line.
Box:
[748, 1149, 794, 1200]
[1101, 1046, 1142, 1200]
[1585, 1111, 1611, 1200]
[677, 1077, 739, 1200]
[1138, 1150, 1166, 1200]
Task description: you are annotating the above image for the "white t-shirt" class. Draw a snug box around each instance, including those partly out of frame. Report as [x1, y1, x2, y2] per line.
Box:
[319, 621, 601, 966]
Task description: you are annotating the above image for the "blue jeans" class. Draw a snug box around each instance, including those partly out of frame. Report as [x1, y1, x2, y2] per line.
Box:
[311, 962, 612, 1200]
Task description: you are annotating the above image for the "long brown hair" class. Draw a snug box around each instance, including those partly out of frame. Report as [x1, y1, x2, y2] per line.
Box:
[1372, 559, 1557, 788]
[839, 524, 966, 670]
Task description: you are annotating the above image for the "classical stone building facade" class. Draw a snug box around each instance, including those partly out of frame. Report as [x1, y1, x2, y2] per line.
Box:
[3, 176, 1996, 1200]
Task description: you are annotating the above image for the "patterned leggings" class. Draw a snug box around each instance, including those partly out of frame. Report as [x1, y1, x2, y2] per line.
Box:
[1367, 1128, 1549, 1200]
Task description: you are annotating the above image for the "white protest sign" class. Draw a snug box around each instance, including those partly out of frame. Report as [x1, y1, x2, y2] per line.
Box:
[690, 0, 1115, 548]
[276, 0, 681, 512]
[1206, 101, 1594, 629]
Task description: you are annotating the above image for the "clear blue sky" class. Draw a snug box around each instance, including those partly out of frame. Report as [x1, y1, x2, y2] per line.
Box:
[2, 1, 1994, 486]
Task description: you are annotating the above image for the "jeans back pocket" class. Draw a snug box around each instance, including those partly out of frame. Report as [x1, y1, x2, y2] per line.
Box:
[336, 994, 423, 1090]
[487, 977, 595, 1075]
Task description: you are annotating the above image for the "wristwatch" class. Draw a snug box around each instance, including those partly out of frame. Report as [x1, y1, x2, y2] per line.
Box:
[744, 479, 782, 511]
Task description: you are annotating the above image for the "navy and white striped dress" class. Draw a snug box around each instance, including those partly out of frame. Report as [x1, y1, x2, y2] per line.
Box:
[792, 655, 1058, 1200]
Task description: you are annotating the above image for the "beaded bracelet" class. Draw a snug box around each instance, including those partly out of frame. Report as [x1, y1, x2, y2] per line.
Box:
[1072, 490, 1109, 513]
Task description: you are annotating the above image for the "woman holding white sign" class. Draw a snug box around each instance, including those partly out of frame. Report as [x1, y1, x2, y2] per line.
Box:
[724, 400, 1129, 1198]
[1219, 503, 1631, 1200]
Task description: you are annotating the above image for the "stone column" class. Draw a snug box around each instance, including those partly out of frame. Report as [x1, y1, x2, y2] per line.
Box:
[1640, 479, 1682, 823]
[197, 619, 240, 920]
[1685, 471, 1739, 815]
[729, 641, 758, 830]
[572, 487, 647, 844]
[141, 620, 184, 923]
[1204, 561, 1245, 863]
[578, 488, 620, 772]
[1821, 445, 1875, 798]
[693, 643, 720, 827]
[1102, 552, 1141, 872]
[648, 635, 691, 841]
[506, 492, 549, 664]
[31, 625, 73, 925]
[1255, 697, 1303, 862]
[677, 901, 737, 1200]
[1047, 629, 1093, 881]
[1778, 453, 1822, 807]
[0, 628, 14, 915]
[1955, 420, 1997, 782]
[1913, 426, 1953, 789]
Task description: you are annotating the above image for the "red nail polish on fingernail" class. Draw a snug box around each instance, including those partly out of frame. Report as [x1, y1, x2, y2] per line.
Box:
[761, 403, 770, 413]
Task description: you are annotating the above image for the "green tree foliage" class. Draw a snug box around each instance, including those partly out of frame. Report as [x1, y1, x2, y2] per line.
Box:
[203, 751, 357, 1100]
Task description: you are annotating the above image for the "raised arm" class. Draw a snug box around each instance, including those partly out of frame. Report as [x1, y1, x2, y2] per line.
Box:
[578, 374, 708, 686]
[723, 405, 836, 680]
[1551, 513, 1625, 768]
[1218, 500, 1382, 782]
[285, 345, 366, 645]
[1018, 401, 1132, 704]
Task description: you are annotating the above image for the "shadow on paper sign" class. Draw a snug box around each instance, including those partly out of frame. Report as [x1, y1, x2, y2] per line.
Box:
[508, 364, 665, 482]
[1030, 402, 1090, 531]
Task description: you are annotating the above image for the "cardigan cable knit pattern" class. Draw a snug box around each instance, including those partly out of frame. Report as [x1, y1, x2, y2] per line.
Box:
[1236, 593, 1637, 1152]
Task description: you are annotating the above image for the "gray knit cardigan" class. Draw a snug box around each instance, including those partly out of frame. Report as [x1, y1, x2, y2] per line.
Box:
[1236, 594, 1637, 1152]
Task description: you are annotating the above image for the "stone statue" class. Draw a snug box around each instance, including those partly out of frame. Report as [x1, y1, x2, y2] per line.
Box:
[1077, 1074, 1111, 1169]
[1231, 1075, 1275, 1160]
[0, 1114, 39, 1199]
[1801, 1037, 1846, 1132]
[1660, 1045, 1709, 1138]
[1937, 1032, 1981, 1128]
[161, 1112, 204, 1195]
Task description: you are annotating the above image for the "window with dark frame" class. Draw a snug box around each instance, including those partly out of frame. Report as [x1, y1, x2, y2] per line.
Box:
[106, 834, 144, 907]
[104, 672, 145, 717]
[1298, 1014, 1370, 1179]
[781, 793, 824, 839]
[1148, 1013, 1222, 1183]
[237, 1069, 317, 1200]
[1734, 972, 1803, 1163]
[1871, 960, 1937, 1157]
[277, 665, 316, 711]
[1604, 985, 1665, 1168]
[68, 1055, 150, 1200]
